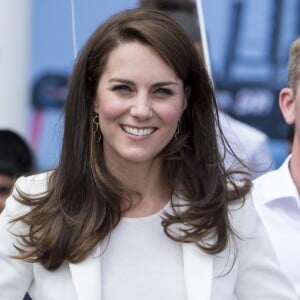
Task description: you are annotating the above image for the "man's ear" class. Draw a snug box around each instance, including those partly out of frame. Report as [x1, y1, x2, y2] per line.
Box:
[279, 88, 296, 125]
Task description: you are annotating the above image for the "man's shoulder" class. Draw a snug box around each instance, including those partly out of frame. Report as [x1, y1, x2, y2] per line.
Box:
[251, 165, 288, 207]
[253, 168, 279, 186]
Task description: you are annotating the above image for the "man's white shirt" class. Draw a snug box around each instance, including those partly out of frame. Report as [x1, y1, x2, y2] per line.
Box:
[253, 155, 300, 297]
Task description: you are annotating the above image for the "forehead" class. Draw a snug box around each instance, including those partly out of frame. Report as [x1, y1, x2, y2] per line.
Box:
[102, 41, 179, 81]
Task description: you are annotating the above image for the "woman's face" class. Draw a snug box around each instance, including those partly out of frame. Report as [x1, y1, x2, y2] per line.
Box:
[94, 41, 188, 166]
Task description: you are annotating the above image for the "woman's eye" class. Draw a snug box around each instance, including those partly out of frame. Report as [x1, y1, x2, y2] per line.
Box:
[155, 88, 173, 96]
[111, 85, 132, 93]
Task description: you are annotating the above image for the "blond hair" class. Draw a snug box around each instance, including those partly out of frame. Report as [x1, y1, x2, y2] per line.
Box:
[287, 37, 300, 94]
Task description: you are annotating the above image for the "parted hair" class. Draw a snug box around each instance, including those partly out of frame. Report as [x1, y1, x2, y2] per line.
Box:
[287, 37, 300, 94]
[13, 8, 250, 270]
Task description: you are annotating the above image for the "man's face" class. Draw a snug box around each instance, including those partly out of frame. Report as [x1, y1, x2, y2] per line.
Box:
[293, 87, 300, 147]
[0, 173, 14, 212]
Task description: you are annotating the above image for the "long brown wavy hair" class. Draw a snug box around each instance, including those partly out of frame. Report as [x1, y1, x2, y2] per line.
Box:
[12, 8, 251, 270]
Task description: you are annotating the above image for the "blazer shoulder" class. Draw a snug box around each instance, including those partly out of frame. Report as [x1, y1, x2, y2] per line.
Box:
[227, 191, 262, 237]
[3, 171, 53, 218]
[15, 170, 53, 195]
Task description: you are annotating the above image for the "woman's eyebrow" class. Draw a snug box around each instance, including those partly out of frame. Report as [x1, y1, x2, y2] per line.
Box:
[152, 82, 178, 88]
[108, 79, 178, 87]
[109, 78, 134, 85]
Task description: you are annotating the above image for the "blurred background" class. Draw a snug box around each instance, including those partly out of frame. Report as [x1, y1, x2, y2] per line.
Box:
[0, 0, 299, 171]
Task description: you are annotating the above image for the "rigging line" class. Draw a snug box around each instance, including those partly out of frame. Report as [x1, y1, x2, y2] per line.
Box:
[70, 0, 78, 59]
[195, 0, 212, 80]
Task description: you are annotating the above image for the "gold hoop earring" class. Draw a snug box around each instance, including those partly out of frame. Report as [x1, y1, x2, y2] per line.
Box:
[174, 120, 180, 141]
[92, 114, 102, 142]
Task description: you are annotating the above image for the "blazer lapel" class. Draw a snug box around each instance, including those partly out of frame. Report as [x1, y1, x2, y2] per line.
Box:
[69, 244, 102, 300]
[182, 243, 213, 300]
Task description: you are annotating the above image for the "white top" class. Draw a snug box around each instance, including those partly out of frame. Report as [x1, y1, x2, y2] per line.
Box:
[219, 111, 274, 179]
[0, 172, 297, 300]
[101, 201, 187, 300]
[253, 155, 300, 297]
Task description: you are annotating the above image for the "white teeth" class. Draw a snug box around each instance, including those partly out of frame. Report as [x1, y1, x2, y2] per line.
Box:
[122, 125, 155, 136]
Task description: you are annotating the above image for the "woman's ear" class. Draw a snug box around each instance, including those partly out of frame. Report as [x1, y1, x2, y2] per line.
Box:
[94, 98, 100, 114]
[279, 88, 296, 125]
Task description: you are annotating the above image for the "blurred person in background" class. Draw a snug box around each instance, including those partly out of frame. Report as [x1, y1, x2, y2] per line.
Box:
[0, 129, 34, 212]
[253, 37, 300, 297]
[0, 130, 34, 300]
[139, 0, 274, 179]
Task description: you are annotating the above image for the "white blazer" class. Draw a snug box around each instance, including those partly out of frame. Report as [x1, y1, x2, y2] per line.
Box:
[0, 173, 297, 300]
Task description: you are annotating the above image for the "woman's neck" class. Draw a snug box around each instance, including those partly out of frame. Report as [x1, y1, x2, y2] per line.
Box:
[105, 156, 171, 217]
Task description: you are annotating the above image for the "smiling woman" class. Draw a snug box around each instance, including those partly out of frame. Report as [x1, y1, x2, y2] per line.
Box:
[0, 8, 297, 300]
[94, 41, 187, 169]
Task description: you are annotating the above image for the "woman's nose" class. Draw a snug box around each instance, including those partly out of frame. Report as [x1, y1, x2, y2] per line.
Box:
[130, 93, 153, 119]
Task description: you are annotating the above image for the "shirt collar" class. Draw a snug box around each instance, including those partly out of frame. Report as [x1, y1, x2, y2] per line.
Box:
[263, 154, 299, 206]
